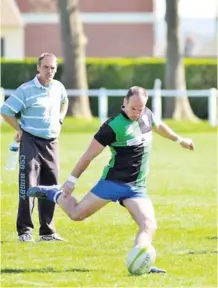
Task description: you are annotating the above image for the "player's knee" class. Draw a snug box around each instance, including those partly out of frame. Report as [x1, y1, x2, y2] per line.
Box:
[73, 214, 87, 221]
[68, 211, 87, 221]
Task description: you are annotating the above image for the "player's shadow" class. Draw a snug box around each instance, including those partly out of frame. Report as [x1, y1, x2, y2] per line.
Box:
[185, 236, 217, 255]
[1, 267, 93, 274]
[186, 250, 217, 255]
[205, 236, 218, 240]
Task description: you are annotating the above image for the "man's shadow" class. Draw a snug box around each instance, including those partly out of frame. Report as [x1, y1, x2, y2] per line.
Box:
[1, 267, 94, 274]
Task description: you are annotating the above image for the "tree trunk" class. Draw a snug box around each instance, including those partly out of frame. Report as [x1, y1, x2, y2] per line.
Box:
[58, 0, 92, 118]
[164, 0, 198, 121]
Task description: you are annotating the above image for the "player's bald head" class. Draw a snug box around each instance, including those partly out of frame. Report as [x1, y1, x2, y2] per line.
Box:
[123, 86, 148, 121]
[126, 86, 148, 101]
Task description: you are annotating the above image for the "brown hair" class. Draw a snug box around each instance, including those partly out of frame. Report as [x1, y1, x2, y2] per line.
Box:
[126, 86, 148, 100]
[37, 52, 58, 66]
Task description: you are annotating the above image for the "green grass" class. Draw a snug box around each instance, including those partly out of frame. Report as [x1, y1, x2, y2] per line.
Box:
[0, 126, 217, 287]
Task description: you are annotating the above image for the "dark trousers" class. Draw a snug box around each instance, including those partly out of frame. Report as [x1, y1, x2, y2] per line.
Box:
[17, 131, 59, 236]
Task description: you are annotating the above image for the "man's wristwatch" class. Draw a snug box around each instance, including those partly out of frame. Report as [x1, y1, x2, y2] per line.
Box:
[59, 119, 63, 125]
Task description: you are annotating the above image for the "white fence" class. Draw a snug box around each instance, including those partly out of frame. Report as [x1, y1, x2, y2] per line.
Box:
[3, 84, 218, 126]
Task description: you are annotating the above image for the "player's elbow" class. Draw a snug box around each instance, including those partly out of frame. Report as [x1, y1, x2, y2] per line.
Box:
[0, 107, 15, 118]
[1, 112, 11, 120]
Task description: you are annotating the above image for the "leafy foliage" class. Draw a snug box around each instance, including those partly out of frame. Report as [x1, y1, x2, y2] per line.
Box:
[1, 58, 216, 118]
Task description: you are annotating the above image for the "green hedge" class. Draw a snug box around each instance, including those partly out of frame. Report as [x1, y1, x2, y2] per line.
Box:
[1, 117, 217, 134]
[1, 58, 217, 118]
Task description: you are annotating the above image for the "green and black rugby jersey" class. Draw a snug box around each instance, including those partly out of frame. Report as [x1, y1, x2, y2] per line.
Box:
[94, 107, 158, 187]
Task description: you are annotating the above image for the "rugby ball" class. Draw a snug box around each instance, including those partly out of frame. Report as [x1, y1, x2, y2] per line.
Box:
[127, 245, 156, 275]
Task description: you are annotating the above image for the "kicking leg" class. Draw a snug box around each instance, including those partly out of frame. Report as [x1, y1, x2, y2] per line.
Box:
[27, 185, 109, 221]
[57, 191, 109, 221]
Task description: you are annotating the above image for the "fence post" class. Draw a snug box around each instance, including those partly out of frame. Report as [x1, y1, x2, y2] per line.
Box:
[152, 79, 162, 123]
[0, 87, 5, 123]
[98, 88, 108, 124]
[208, 88, 217, 127]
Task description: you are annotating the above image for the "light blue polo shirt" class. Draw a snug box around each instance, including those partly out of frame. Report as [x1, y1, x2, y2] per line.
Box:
[1, 75, 68, 139]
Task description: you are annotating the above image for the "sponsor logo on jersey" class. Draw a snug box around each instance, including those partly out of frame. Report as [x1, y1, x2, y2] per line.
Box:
[127, 131, 152, 146]
[127, 136, 142, 146]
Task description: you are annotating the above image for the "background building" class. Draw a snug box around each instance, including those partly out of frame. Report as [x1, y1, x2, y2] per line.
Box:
[2, 0, 155, 58]
[1, 0, 24, 59]
[1, 0, 217, 59]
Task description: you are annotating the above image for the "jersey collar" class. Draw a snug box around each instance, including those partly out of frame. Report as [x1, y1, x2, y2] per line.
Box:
[33, 75, 53, 89]
[120, 106, 146, 122]
[120, 106, 132, 120]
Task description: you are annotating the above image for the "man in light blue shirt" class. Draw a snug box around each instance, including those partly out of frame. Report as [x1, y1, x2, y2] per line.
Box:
[1, 52, 69, 242]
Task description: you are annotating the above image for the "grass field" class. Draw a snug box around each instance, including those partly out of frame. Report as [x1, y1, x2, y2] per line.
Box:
[0, 120, 217, 287]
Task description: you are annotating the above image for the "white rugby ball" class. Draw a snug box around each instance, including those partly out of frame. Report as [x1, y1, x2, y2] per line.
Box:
[127, 245, 156, 275]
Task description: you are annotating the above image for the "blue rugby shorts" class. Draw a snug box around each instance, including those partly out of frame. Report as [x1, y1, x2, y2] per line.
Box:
[91, 179, 147, 203]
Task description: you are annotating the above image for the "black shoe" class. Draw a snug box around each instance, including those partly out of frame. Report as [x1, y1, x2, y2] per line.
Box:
[149, 267, 166, 273]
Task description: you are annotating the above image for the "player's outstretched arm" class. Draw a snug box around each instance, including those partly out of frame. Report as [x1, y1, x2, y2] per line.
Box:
[153, 122, 195, 151]
[62, 138, 105, 197]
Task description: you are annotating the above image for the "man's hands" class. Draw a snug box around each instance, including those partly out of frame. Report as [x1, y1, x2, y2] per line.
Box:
[61, 180, 76, 197]
[59, 138, 105, 198]
[154, 123, 195, 151]
[14, 129, 23, 142]
[180, 138, 195, 151]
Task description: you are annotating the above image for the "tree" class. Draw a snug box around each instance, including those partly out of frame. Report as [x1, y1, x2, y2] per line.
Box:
[58, 0, 92, 118]
[164, 0, 198, 121]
